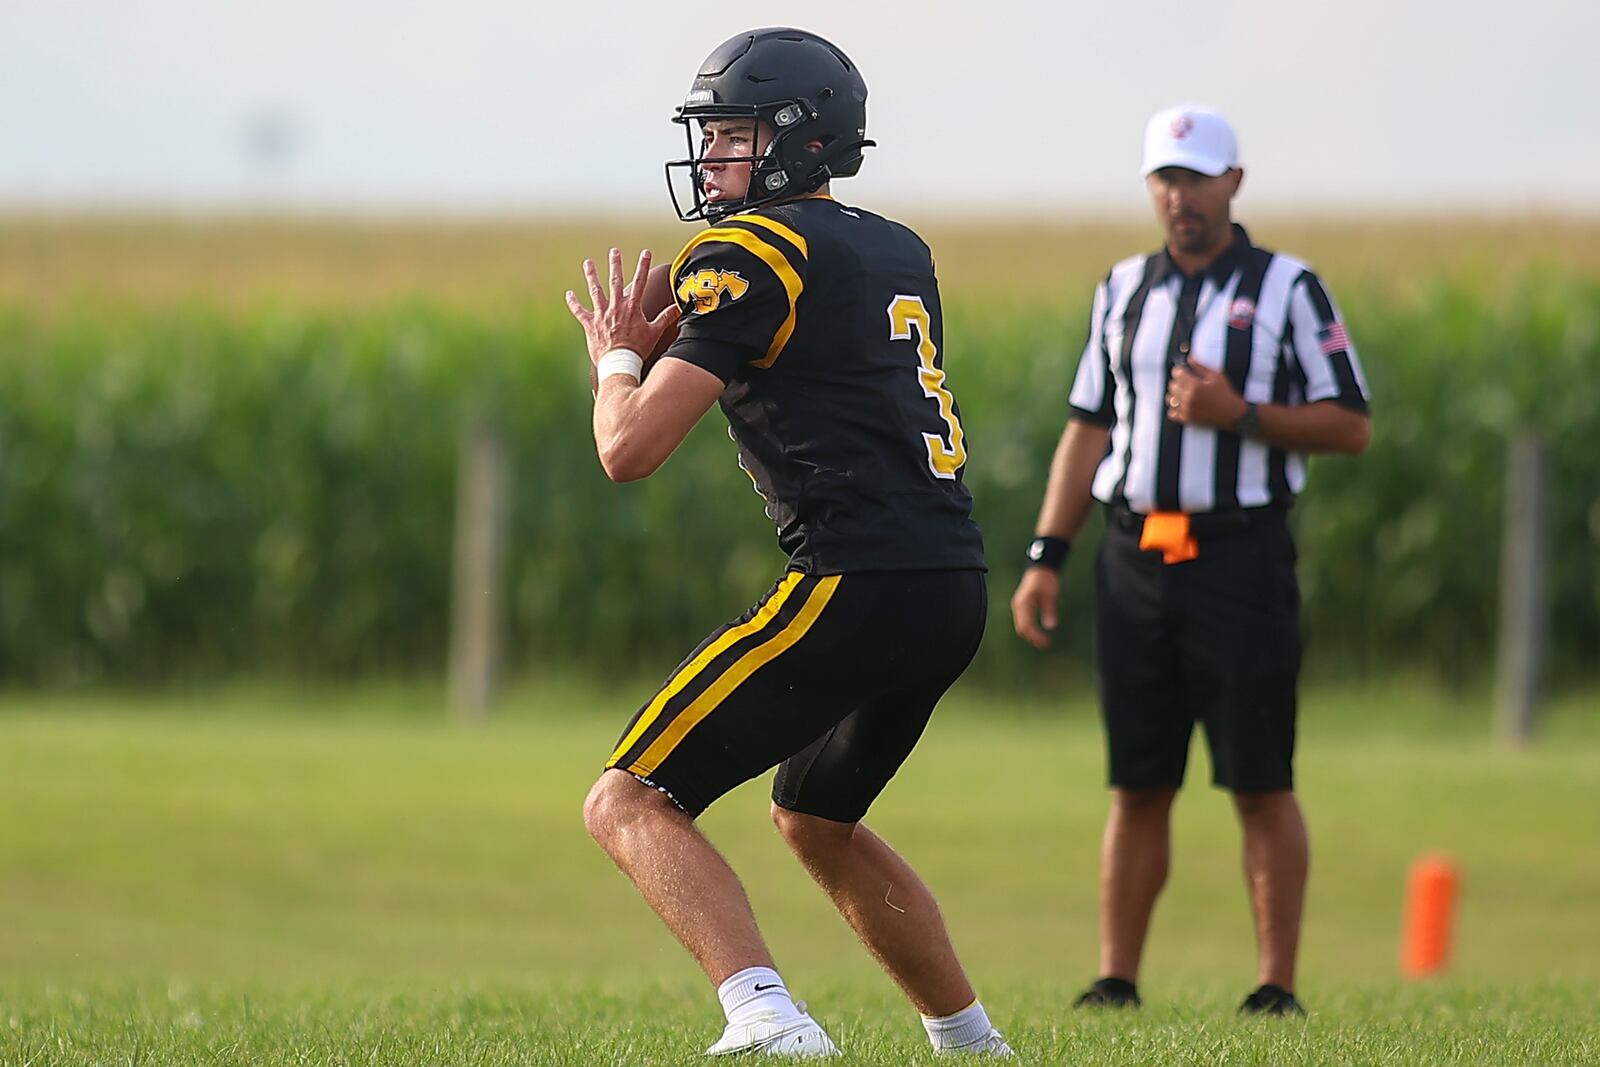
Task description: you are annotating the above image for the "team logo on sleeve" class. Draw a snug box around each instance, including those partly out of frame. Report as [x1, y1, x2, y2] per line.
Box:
[677, 268, 750, 314]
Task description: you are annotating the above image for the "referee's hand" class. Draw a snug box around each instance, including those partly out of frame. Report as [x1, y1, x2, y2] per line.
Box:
[1011, 567, 1061, 649]
[1166, 362, 1246, 428]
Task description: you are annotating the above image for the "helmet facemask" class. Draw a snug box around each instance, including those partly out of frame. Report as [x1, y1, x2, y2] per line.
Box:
[665, 94, 868, 223]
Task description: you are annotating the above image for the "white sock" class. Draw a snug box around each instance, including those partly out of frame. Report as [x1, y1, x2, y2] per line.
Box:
[717, 966, 804, 1025]
[922, 999, 995, 1050]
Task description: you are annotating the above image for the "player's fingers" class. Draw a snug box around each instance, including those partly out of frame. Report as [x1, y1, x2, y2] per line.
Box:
[630, 249, 652, 307]
[564, 289, 592, 326]
[583, 259, 607, 311]
[608, 247, 625, 310]
[1041, 598, 1058, 632]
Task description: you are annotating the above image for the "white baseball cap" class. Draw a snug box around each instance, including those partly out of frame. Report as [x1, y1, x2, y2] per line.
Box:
[1141, 104, 1239, 177]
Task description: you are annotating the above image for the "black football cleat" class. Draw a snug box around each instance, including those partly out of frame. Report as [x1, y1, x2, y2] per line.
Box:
[1238, 984, 1307, 1017]
[1073, 977, 1142, 1008]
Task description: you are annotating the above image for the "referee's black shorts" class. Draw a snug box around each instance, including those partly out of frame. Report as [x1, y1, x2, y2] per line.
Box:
[605, 568, 987, 822]
[1094, 509, 1302, 793]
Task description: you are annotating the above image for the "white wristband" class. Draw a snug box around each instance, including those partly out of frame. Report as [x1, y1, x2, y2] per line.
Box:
[596, 348, 644, 385]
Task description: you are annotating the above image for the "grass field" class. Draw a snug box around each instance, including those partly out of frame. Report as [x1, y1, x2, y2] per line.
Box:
[2, 683, 1597, 1064]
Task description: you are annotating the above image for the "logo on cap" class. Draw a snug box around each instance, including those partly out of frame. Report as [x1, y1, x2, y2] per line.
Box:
[1170, 115, 1195, 140]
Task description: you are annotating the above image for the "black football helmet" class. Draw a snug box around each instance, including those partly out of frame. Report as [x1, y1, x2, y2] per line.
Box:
[666, 28, 873, 223]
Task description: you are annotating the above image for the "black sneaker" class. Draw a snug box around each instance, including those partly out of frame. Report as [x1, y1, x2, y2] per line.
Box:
[1238, 984, 1306, 1017]
[1073, 977, 1141, 1008]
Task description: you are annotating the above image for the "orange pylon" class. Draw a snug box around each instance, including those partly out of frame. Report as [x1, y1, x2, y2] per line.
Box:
[1400, 853, 1460, 978]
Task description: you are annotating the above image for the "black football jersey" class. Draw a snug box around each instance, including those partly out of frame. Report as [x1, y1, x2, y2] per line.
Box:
[663, 195, 985, 574]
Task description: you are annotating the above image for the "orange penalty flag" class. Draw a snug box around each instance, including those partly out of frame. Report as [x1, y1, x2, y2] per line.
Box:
[1400, 853, 1460, 979]
[1139, 511, 1198, 564]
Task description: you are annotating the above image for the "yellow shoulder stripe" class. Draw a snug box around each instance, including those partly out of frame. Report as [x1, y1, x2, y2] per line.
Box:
[671, 226, 805, 368]
[729, 214, 808, 258]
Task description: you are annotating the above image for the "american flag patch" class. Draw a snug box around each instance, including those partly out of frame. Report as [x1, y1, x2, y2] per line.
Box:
[1318, 322, 1351, 354]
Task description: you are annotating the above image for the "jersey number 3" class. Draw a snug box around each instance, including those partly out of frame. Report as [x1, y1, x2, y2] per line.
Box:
[887, 295, 967, 479]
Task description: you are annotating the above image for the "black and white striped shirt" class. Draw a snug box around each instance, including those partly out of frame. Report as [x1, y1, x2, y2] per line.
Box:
[1069, 225, 1369, 514]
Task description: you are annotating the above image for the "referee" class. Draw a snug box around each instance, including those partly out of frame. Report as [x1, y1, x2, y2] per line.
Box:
[1010, 104, 1370, 1016]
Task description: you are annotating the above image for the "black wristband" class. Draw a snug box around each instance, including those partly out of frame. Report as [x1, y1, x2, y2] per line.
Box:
[1026, 536, 1072, 571]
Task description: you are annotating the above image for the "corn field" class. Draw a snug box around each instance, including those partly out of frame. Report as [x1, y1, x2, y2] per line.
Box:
[1, 215, 1595, 687]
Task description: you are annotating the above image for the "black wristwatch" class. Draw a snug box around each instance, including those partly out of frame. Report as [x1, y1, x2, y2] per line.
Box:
[1234, 401, 1260, 439]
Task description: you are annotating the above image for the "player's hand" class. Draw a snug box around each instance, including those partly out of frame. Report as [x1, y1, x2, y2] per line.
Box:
[566, 248, 681, 368]
[1011, 566, 1062, 649]
[1166, 363, 1247, 429]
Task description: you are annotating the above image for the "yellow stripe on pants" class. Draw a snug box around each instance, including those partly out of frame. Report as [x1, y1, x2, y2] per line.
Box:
[626, 575, 842, 778]
[606, 571, 807, 769]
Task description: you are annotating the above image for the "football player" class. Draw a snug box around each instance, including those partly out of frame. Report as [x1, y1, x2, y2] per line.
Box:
[565, 27, 1011, 1059]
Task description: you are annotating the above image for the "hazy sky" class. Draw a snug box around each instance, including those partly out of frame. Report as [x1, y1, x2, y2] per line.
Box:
[2, 0, 1595, 216]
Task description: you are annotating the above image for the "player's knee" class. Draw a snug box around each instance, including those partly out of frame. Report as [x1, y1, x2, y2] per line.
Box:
[584, 769, 684, 846]
[771, 803, 853, 854]
[581, 776, 613, 844]
[582, 771, 639, 845]
[769, 802, 799, 839]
